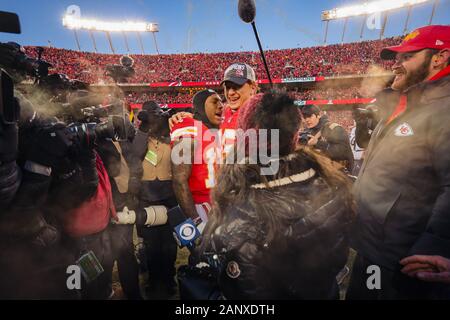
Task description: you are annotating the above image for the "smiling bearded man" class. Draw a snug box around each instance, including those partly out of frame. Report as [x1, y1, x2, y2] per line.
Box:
[347, 25, 450, 300]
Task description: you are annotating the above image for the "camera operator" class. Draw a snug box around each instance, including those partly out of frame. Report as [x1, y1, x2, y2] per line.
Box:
[0, 92, 80, 299]
[17, 91, 123, 300]
[125, 101, 178, 299]
[0, 28, 78, 297]
[30, 51, 132, 299]
[299, 105, 354, 172]
[0, 18, 118, 299]
[0, 42, 52, 86]
[42, 95, 132, 300]
[105, 55, 135, 83]
[352, 104, 381, 149]
[95, 109, 144, 300]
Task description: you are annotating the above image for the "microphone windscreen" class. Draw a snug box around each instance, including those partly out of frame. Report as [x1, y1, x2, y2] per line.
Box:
[238, 0, 256, 23]
[0, 11, 21, 34]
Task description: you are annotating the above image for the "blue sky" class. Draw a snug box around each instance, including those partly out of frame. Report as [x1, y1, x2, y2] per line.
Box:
[0, 0, 449, 54]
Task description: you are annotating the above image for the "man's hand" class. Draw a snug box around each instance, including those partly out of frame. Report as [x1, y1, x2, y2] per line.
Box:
[400, 255, 450, 284]
[168, 112, 193, 130]
[307, 134, 319, 146]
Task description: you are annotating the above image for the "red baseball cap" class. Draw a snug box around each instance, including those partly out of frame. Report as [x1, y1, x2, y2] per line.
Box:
[381, 25, 450, 60]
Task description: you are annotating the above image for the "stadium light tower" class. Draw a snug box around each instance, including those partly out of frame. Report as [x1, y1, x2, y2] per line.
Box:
[89, 30, 98, 52]
[148, 23, 160, 54]
[321, 0, 434, 44]
[62, 13, 160, 54]
[137, 32, 145, 54]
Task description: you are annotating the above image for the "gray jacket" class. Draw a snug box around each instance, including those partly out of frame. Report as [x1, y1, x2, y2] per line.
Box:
[353, 72, 450, 273]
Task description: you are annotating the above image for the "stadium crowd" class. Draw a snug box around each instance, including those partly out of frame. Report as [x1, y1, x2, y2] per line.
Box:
[25, 37, 400, 84]
[291, 87, 363, 100]
[125, 91, 192, 105]
[325, 110, 355, 132]
[125, 87, 364, 105]
[124, 90, 361, 133]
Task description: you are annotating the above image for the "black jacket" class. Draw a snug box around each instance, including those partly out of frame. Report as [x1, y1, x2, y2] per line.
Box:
[0, 161, 21, 210]
[199, 151, 353, 299]
[353, 73, 450, 274]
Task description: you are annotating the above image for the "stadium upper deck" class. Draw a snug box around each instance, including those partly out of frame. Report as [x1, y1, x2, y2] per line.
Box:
[24, 36, 401, 85]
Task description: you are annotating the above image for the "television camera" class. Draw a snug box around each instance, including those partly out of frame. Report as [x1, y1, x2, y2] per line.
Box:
[105, 55, 135, 83]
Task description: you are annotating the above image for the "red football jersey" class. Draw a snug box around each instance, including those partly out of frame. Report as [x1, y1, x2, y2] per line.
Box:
[219, 107, 240, 161]
[170, 117, 216, 204]
[221, 107, 240, 130]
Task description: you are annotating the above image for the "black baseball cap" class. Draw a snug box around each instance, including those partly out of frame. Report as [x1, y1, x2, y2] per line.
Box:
[220, 63, 256, 86]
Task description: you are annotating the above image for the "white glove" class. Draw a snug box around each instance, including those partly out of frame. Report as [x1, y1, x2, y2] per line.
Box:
[114, 206, 137, 224]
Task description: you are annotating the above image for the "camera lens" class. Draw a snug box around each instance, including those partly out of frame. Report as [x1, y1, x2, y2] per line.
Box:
[67, 122, 97, 150]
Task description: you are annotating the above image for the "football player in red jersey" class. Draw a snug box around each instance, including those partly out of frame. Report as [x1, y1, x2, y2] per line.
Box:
[219, 63, 258, 159]
[170, 89, 223, 222]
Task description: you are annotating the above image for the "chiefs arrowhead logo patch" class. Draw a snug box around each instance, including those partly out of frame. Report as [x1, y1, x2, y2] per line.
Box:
[394, 123, 414, 137]
[226, 261, 241, 279]
[436, 40, 444, 46]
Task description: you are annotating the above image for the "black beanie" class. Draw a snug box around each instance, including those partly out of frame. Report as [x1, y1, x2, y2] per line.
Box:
[192, 89, 217, 128]
[142, 100, 160, 112]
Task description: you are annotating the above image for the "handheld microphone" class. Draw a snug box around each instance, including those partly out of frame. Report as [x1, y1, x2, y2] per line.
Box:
[167, 206, 201, 249]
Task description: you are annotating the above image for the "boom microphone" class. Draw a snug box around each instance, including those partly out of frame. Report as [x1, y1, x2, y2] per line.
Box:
[237, 0, 273, 87]
[238, 0, 256, 23]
